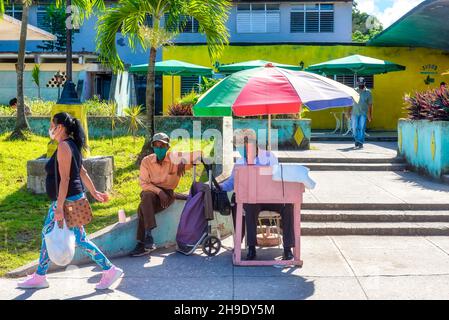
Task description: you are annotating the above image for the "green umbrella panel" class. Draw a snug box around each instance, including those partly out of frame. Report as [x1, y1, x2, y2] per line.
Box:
[217, 60, 302, 74]
[305, 54, 406, 76]
[129, 59, 213, 76]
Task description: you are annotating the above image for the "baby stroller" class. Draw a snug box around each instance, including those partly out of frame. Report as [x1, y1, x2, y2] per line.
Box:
[176, 164, 227, 257]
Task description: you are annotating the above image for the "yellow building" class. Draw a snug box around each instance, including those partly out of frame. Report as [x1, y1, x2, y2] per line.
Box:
[161, 44, 449, 130]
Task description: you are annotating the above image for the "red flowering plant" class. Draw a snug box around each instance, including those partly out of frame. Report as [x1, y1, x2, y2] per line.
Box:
[404, 87, 449, 121]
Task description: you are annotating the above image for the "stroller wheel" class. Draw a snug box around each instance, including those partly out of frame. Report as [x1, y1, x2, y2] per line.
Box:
[202, 236, 221, 256]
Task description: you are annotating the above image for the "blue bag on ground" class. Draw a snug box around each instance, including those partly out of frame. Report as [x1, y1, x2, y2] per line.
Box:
[44, 220, 76, 266]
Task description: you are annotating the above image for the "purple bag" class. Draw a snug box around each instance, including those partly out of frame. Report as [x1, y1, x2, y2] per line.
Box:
[176, 182, 208, 249]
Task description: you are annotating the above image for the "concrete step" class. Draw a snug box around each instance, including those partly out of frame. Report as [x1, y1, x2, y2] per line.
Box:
[278, 157, 404, 164]
[296, 163, 407, 171]
[311, 136, 398, 142]
[301, 222, 449, 236]
[301, 210, 449, 222]
[302, 203, 449, 211]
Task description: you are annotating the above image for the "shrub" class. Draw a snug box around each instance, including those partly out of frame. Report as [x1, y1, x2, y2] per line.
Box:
[26, 98, 55, 115]
[84, 96, 114, 116]
[167, 90, 197, 116]
[404, 87, 449, 121]
[168, 103, 193, 116]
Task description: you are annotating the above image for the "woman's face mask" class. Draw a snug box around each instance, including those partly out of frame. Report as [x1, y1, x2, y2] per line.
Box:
[48, 125, 59, 140]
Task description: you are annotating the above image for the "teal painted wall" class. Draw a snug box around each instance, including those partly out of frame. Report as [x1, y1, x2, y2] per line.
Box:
[0, 116, 311, 149]
[233, 118, 311, 150]
[398, 119, 449, 178]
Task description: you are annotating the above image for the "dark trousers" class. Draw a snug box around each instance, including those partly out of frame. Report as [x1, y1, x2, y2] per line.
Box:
[136, 189, 175, 242]
[243, 203, 295, 248]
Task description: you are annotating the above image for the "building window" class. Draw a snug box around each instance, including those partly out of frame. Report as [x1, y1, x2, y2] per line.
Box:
[329, 75, 374, 89]
[36, 6, 48, 30]
[5, 3, 23, 20]
[291, 3, 334, 33]
[181, 76, 200, 96]
[165, 14, 199, 33]
[236, 3, 280, 33]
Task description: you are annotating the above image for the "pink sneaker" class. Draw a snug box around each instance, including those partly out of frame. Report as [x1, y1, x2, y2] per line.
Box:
[17, 273, 49, 289]
[95, 266, 123, 290]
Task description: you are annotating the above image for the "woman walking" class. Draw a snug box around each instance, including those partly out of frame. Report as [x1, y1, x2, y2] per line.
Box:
[18, 112, 123, 290]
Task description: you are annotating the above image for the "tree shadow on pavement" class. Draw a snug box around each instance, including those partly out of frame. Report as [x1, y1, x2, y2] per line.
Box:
[85, 246, 316, 300]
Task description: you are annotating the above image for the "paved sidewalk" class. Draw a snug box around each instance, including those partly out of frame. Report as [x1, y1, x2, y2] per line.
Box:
[273, 141, 398, 160]
[3, 236, 449, 300]
[303, 171, 449, 206]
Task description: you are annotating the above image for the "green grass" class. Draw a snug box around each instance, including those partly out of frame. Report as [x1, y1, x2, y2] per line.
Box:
[0, 133, 213, 276]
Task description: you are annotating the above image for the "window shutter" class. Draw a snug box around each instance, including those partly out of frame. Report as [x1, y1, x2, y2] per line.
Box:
[290, 12, 305, 33]
[237, 11, 251, 33]
[181, 76, 200, 96]
[252, 11, 265, 33]
[266, 11, 280, 32]
[305, 11, 319, 32]
[320, 11, 334, 32]
[36, 7, 48, 31]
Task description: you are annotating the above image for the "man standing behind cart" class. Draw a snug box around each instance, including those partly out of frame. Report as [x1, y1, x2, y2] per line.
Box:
[348, 77, 373, 149]
[219, 130, 295, 261]
[130, 132, 198, 257]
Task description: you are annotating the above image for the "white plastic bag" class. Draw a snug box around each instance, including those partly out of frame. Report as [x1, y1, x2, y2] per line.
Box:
[44, 220, 76, 266]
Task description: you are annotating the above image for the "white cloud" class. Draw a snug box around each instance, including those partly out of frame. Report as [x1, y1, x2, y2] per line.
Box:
[356, 0, 425, 27]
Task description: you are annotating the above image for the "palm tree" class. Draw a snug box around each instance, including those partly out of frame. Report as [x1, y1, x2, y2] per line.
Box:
[96, 0, 230, 163]
[0, 0, 33, 139]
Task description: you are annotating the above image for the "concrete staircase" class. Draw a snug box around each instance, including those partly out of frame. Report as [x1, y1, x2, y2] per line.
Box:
[278, 145, 449, 236]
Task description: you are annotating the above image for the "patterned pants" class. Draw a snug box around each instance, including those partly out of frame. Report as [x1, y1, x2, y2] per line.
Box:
[36, 193, 112, 276]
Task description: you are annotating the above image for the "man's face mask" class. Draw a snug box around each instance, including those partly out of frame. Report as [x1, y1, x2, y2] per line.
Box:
[154, 147, 168, 161]
[358, 85, 365, 90]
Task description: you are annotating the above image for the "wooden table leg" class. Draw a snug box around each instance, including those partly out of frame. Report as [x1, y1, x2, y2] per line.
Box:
[233, 202, 244, 265]
[293, 202, 303, 267]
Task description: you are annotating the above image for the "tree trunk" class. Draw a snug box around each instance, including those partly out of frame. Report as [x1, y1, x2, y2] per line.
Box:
[136, 46, 157, 165]
[9, 5, 31, 140]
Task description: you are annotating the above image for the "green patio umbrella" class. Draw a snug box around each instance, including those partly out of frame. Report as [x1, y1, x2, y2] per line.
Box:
[129, 60, 213, 104]
[306, 54, 406, 76]
[217, 60, 302, 74]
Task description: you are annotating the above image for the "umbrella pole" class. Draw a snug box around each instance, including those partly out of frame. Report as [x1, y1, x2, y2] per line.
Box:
[268, 114, 272, 151]
[171, 75, 174, 106]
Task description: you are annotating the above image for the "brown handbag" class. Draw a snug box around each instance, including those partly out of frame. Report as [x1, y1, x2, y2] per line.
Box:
[54, 148, 93, 228]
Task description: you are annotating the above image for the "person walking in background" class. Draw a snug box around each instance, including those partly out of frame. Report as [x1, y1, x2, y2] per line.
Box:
[18, 112, 123, 290]
[348, 77, 373, 149]
[9, 98, 32, 116]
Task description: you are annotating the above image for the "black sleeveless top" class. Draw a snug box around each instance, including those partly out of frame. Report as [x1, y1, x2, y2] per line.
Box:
[45, 138, 84, 201]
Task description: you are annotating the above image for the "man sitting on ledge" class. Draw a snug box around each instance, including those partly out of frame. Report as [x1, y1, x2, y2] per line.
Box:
[130, 132, 198, 257]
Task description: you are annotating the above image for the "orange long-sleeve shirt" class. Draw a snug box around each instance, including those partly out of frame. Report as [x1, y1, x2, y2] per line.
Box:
[139, 151, 196, 193]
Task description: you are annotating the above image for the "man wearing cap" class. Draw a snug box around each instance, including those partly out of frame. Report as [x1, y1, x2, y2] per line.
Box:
[348, 77, 373, 149]
[130, 132, 195, 257]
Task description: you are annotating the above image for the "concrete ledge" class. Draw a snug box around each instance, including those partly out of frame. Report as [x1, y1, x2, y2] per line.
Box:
[6, 199, 233, 278]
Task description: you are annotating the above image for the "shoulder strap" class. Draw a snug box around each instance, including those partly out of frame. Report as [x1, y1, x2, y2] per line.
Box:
[54, 141, 85, 198]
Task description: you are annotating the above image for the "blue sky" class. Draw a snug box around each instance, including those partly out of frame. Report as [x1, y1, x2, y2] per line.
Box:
[356, 0, 425, 27]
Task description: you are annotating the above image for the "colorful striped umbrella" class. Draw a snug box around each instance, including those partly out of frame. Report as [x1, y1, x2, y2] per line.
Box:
[193, 64, 358, 117]
[217, 60, 302, 74]
[193, 64, 358, 149]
